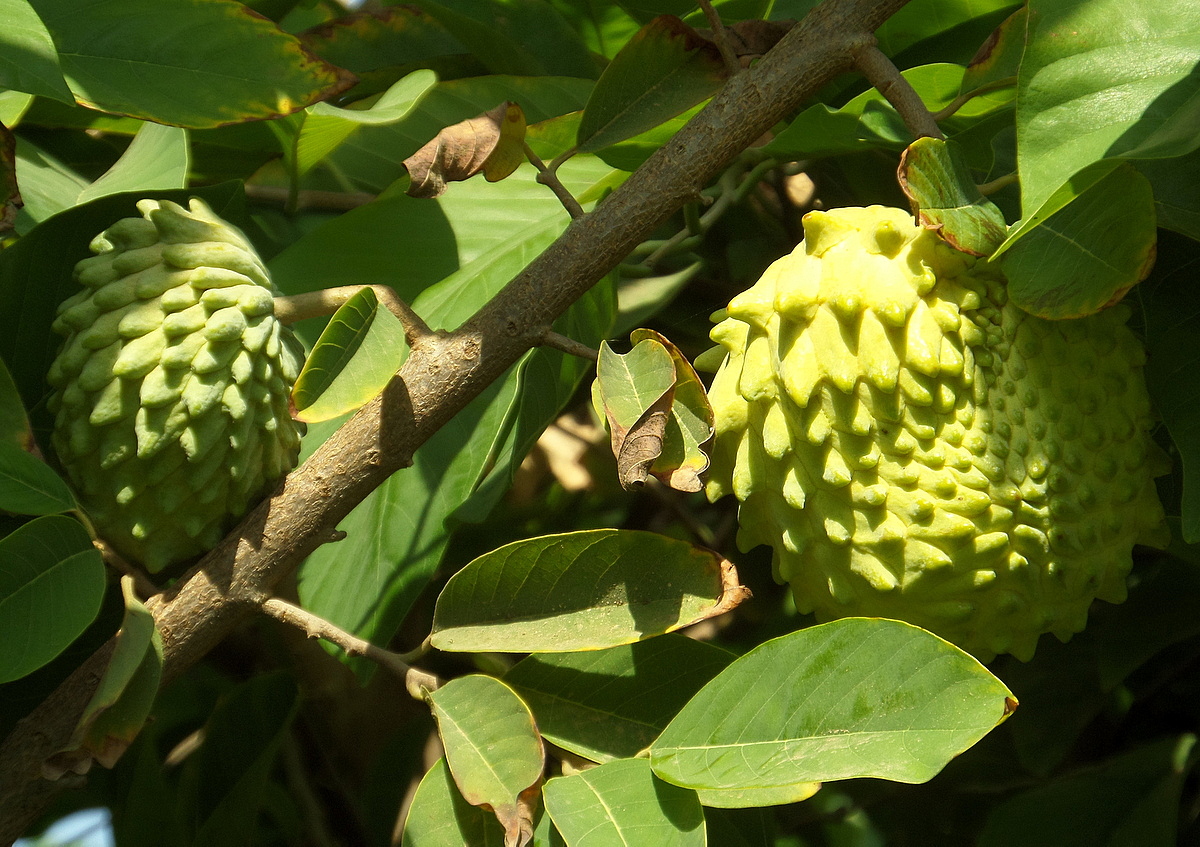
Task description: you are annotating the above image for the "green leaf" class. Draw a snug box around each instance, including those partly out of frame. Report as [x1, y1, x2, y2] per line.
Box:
[0, 515, 104, 684]
[631, 328, 713, 493]
[1138, 147, 1200, 242]
[505, 634, 735, 762]
[288, 159, 618, 677]
[0, 440, 75, 515]
[978, 736, 1196, 847]
[651, 619, 1014, 792]
[401, 758, 507, 847]
[960, 7, 1024, 95]
[73, 576, 163, 769]
[0, 0, 73, 102]
[1000, 163, 1157, 318]
[428, 675, 544, 840]
[544, 758, 705, 847]
[695, 781, 820, 810]
[13, 135, 89, 225]
[291, 287, 409, 423]
[0, 181, 246, 438]
[29, 0, 355, 128]
[898, 137, 1007, 257]
[411, 0, 597, 79]
[293, 70, 437, 175]
[76, 122, 189, 206]
[593, 337, 676, 489]
[430, 529, 746, 653]
[66, 575, 159, 759]
[576, 16, 725, 153]
[184, 673, 299, 847]
[0, 357, 33, 450]
[1016, 0, 1200, 216]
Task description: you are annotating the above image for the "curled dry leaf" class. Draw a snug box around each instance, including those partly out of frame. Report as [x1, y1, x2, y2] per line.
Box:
[404, 101, 528, 198]
[695, 558, 752, 624]
[617, 403, 671, 489]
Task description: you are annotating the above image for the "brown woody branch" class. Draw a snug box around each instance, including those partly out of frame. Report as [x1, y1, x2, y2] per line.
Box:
[0, 0, 912, 839]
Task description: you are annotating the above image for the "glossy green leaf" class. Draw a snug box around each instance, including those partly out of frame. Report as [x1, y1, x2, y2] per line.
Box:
[868, 0, 1021, 60]
[185, 673, 299, 846]
[632, 328, 713, 492]
[291, 288, 409, 423]
[577, 16, 724, 153]
[979, 736, 1196, 847]
[0, 440, 75, 515]
[428, 676, 544, 840]
[72, 576, 162, 769]
[76, 122, 189, 206]
[288, 159, 617, 677]
[28, 0, 355, 128]
[613, 261, 702, 336]
[412, 0, 596, 79]
[431, 529, 744, 653]
[0, 0, 73, 102]
[0, 515, 104, 684]
[651, 619, 1014, 792]
[0, 90, 34, 127]
[294, 70, 437, 175]
[898, 137, 1007, 257]
[1000, 163, 1156, 318]
[695, 781, 820, 810]
[0, 183, 246, 434]
[544, 758, 705, 847]
[505, 634, 735, 762]
[13, 135, 89, 225]
[401, 758, 506, 847]
[1016, 0, 1200, 216]
[0, 358, 32, 450]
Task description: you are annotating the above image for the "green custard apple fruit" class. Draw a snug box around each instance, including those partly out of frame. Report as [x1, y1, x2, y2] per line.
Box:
[47, 198, 306, 572]
[702, 206, 1168, 661]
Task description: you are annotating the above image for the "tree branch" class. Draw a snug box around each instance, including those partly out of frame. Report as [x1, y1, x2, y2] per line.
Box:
[0, 0, 913, 839]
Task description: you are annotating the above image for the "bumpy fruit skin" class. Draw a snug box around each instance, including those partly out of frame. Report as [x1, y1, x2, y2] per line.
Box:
[704, 206, 1168, 661]
[47, 199, 305, 572]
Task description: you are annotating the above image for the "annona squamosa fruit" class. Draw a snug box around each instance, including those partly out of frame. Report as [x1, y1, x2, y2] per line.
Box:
[47, 198, 306, 572]
[702, 206, 1168, 661]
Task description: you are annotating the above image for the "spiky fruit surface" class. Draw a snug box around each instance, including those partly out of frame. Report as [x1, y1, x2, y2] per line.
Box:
[704, 206, 1168, 661]
[47, 199, 305, 572]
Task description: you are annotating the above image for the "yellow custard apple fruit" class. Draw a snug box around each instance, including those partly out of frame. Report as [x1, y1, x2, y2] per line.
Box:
[703, 206, 1168, 661]
[47, 198, 306, 572]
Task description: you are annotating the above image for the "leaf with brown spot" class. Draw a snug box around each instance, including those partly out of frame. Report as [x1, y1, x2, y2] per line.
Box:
[591, 337, 675, 490]
[898, 137, 1007, 257]
[405, 101, 526, 198]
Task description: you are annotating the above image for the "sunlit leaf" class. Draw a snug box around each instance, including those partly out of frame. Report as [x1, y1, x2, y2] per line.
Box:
[428, 675, 544, 843]
[291, 287, 409, 423]
[593, 337, 675, 489]
[960, 7, 1024, 94]
[28, 0, 356, 128]
[76, 122, 189, 206]
[544, 758, 705, 847]
[0, 515, 103, 684]
[898, 136, 1007, 256]
[401, 758, 507, 847]
[430, 529, 748, 653]
[1000, 163, 1156, 318]
[651, 619, 1014, 793]
[0, 0, 73, 102]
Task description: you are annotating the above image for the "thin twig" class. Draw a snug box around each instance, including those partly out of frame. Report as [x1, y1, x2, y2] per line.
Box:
[540, 329, 599, 361]
[273, 284, 436, 347]
[697, 0, 741, 75]
[932, 76, 1017, 122]
[524, 142, 586, 219]
[977, 171, 1019, 195]
[854, 44, 944, 140]
[260, 597, 442, 699]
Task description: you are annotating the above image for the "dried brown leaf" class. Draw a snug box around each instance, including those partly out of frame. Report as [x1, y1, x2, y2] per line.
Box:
[404, 101, 523, 198]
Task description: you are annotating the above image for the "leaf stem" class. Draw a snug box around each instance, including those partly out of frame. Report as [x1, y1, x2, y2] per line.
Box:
[977, 171, 1019, 195]
[540, 329, 599, 361]
[696, 0, 742, 75]
[854, 44, 944, 140]
[932, 76, 1017, 122]
[524, 142, 586, 219]
[274, 285, 436, 347]
[260, 597, 442, 700]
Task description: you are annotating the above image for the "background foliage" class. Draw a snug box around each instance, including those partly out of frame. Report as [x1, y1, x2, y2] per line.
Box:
[1, 0, 1199, 844]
